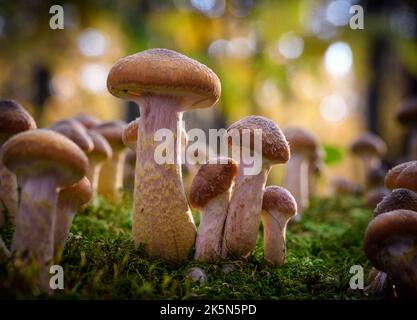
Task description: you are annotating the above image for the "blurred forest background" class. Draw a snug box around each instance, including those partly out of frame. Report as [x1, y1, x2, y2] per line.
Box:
[0, 0, 416, 192]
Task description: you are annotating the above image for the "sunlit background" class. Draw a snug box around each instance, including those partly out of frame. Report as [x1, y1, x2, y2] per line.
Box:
[0, 0, 416, 193]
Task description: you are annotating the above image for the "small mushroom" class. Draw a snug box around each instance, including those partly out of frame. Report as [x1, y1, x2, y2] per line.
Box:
[282, 127, 318, 221]
[365, 187, 390, 209]
[1, 129, 87, 290]
[308, 147, 324, 199]
[73, 113, 101, 129]
[364, 209, 417, 299]
[385, 161, 417, 193]
[223, 116, 290, 258]
[122, 117, 141, 151]
[49, 119, 94, 154]
[107, 48, 221, 262]
[0, 100, 36, 225]
[374, 188, 417, 217]
[54, 176, 92, 259]
[94, 120, 128, 203]
[189, 157, 237, 262]
[331, 177, 361, 196]
[350, 132, 387, 187]
[261, 186, 297, 267]
[395, 97, 417, 160]
[85, 129, 112, 196]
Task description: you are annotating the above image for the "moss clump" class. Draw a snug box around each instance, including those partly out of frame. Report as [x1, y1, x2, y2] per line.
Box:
[0, 194, 376, 299]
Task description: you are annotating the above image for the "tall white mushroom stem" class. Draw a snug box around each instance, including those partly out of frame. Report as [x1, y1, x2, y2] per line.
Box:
[195, 191, 230, 262]
[0, 163, 18, 224]
[86, 160, 103, 195]
[133, 95, 196, 262]
[283, 154, 309, 221]
[53, 197, 77, 260]
[98, 149, 127, 203]
[261, 209, 290, 267]
[223, 160, 270, 258]
[12, 174, 58, 292]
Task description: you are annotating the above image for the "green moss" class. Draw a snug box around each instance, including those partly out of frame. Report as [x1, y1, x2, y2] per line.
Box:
[0, 195, 376, 299]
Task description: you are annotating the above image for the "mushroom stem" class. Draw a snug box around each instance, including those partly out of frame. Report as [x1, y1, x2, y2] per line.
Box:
[283, 154, 309, 219]
[86, 160, 103, 195]
[12, 174, 57, 290]
[97, 151, 126, 202]
[0, 162, 18, 224]
[133, 95, 196, 262]
[261, 209, 288, 267]
[195, 192, 230, 262]
[0, 235, 9, 263]
[53, 198, 77, 259]
[223, 161, 269, 258]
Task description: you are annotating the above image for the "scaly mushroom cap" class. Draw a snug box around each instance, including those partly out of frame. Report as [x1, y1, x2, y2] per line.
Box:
[365, 187, 390, 209]
[396, 97, 417, 127]
[189, 158, 237, 209]
[0, 100, 36, 144]
[107, 48, 221, 110]
[93, 120, 127, 151]
[73, 113, 101, 129]
[87, 129, 113, 162]
[283, 127, 318, 157]
[59, 176, 93, 207]
[123, 118, 140, 150]
[385, 161, 417, 192]
[1, 129, 88, 187]
[262, 186, 297, 217]
[364, 209, 417, 271]
[350, 132, 387, 158]
[375, 188, 417, 217]
[226, 116, 290, 164]
[49, 118, 94, 153]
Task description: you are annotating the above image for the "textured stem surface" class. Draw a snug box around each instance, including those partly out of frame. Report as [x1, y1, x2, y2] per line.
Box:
[98, 151, 126, 203]
[0, 235, 9, 263]
[0, 163, 18, 224]
[11, 175, 58, 291]
[283, 154, 308, 221]
[195, 191, 230, 262]
[261, 210, 288, 267]
[223, 162, 269, 258]
[54, 201, 76, 259]
[133, 96, 196, 262]
[86, 161, 102, 195]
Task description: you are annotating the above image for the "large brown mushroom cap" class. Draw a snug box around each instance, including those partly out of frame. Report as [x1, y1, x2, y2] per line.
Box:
[385, 161, 417, 192]
[350, 132, 387, 158]
[59, 176, 93, 207]
[262, 186, 297, 217]
[1, 129, 88, 187]
[283, 127, 318, 157]
[374, 188, 417, 217]
[107, 48, 221, 110]
[0, 100, 36, 144]
[396, 97, 417, 127]
[49, 119, 94, 153]
[226, 116, 290, 164]
[93, 120, 127, 150]
[189, 158, 237, 209]
[364, 209, 417, 271]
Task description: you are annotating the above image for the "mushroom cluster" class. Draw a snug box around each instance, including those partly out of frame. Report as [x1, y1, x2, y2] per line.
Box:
[364, 160, 417, 299]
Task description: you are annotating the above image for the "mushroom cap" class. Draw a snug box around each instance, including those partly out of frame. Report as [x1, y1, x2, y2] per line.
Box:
[385, 161, 417, 192]
[123, 118, 140, 150]
[364, 209, 417, 271]
[1, 129, 88, 188]
[331, 177, 361, 195]
[107, 48, 221, 110]
[365, 187, 390, 209]
[396, 97, 417, 127]
[189, 157, 237, 209]
[226, 116, 290, 164]
[0, 100, 36, 144]
[49, 118, 94, 153]
[73, 113, 101, 129]
[59, 176, 93, 207]
[350, 132, 387, 158]
[93, 120, 127, 150]
[283, 127, 318, 156]
[87, 129, 113, 161]
[374, 188, 417, 217]
[262, 185, 297, 217]
[367, 167, 387, 188]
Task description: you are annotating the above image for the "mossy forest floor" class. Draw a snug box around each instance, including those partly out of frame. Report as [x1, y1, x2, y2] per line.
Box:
[0, 195, 376, 299]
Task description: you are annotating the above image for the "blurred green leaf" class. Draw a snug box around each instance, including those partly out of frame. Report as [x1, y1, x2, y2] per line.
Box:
[323, 144, 344, 166]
